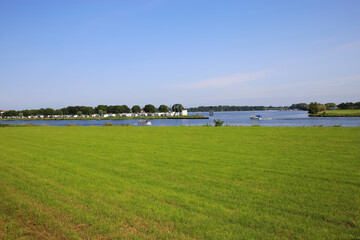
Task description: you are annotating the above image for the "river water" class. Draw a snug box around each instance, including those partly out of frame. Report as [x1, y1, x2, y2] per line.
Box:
[1, 111, 360, 127]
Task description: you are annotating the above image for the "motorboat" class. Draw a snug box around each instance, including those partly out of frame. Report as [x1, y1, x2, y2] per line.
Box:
[137, 120, 152, 126]
[249, 115, 262, 120]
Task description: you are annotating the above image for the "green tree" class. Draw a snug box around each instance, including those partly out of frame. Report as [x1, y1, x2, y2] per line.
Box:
[122, 105, 130, 113]
[3, 110, 17, 117]
[109, 105, 123, 114]
[54, 109, 63, 115]
[131, 105, 141, 113]
[158, 105, 169, 112]
[308, 102, 319, 114]
[98, 110, 104, 115]
[144, 104, 156, 113]
[77, 111, 82, 116]
[18, 112, 23, 118]
[172, 104, 184, 112]
[80, 106, 94, 115]
[355, 102, 360, 109]
[290, 103, 308, 111]
[39, 108, 46, 115]
[61, 108, 69, 115]
[338, 102, 355, 109]
[44, 108, 54, 115]
[22, 110, 31, 117]
[325, 103, 336, 110]
[29, 109, 39, 116]
[95, 105, 108, 114]
[67, 106, 79, 115]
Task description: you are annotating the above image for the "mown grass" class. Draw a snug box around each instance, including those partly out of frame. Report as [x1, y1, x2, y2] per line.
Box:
[309, 109, 360, 117]
[0, 126, 359, 239]
[0, 123, 38, 128]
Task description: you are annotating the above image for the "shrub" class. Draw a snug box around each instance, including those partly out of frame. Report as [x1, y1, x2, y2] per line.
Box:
[214, 119, 224, 127]
[104, 122, 113, 126]
[308, 102, 319, 114]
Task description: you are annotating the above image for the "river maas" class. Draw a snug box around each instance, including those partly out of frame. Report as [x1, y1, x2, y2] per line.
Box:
[1, 111, 360, 127]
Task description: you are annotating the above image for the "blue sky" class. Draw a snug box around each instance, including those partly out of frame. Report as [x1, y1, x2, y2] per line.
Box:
[1, 0, 360, 110]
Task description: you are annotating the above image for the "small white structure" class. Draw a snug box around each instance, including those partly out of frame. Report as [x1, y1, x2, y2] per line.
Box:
[181, 110, 188, 116]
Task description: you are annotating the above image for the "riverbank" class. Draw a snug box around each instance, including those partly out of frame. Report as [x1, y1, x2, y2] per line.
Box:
[0, 115, 208, 121]
[309, 109, 360, 117]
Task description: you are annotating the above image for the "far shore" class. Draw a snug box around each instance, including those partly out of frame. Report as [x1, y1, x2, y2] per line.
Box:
[0, 115, 209, 121]
[309, 109, 360, 117]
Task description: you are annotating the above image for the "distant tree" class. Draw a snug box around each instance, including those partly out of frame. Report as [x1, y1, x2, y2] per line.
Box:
[98, 110, 104, 115]
[22, 110, 31, 117]
[158, 105, 169, 112]
[122, 105, 130, 113]
[3, 110, 17, 117]
[187, 105, 287, 112]
[337, 102, 355, 110]
[318, 104, 326, 112]
[108, 105, 122, 114]
[67, 106, 80, 115]
[355, 102, 360, 109]
[172, 104, 184, 112]
[54, 109, 63, 115]
[290, 103, 308, 111]
[44, 108, 54, 115]
[61, 108, 69, 115]
[308, 102, 319, 114]
[95, 105, 108, 114]
[131, 105, 141, 113]
[144, 104, 156, 113]
[18, 112, 23, 118]
[325, 103, 336, 110]
[77, 111, 82, 116]
[29, 109, 39, 116]
[39, 108, 46, 115]
[80, 106, 94, 115]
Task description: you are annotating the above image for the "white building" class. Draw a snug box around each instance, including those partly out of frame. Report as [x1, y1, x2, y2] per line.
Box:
[181, 110, 188, 116]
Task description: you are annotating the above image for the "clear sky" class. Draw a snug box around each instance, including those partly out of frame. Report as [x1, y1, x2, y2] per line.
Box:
[1, 0, 360, 110]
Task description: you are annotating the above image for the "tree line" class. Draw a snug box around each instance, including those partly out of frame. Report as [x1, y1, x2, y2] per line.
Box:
[308, 101, 360, 114]
[188, 101, 359, 113]
[1, 104, 184, 117]
[188, 105, 296, 112]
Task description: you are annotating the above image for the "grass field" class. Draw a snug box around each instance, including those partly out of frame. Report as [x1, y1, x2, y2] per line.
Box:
[309, 109, 360, 117]
[0, 126, 359, 239]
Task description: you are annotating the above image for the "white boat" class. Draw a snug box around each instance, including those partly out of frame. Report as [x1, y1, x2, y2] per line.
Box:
[249, 115, 262, 120]
[137, 120, 152, 126]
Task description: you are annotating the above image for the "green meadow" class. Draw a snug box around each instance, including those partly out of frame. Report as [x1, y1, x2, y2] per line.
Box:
[309, 109, 360, 117]
[0, 126, 359, 239]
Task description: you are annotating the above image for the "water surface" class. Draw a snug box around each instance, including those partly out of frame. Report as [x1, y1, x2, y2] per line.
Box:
[1, 111, 359, 127]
